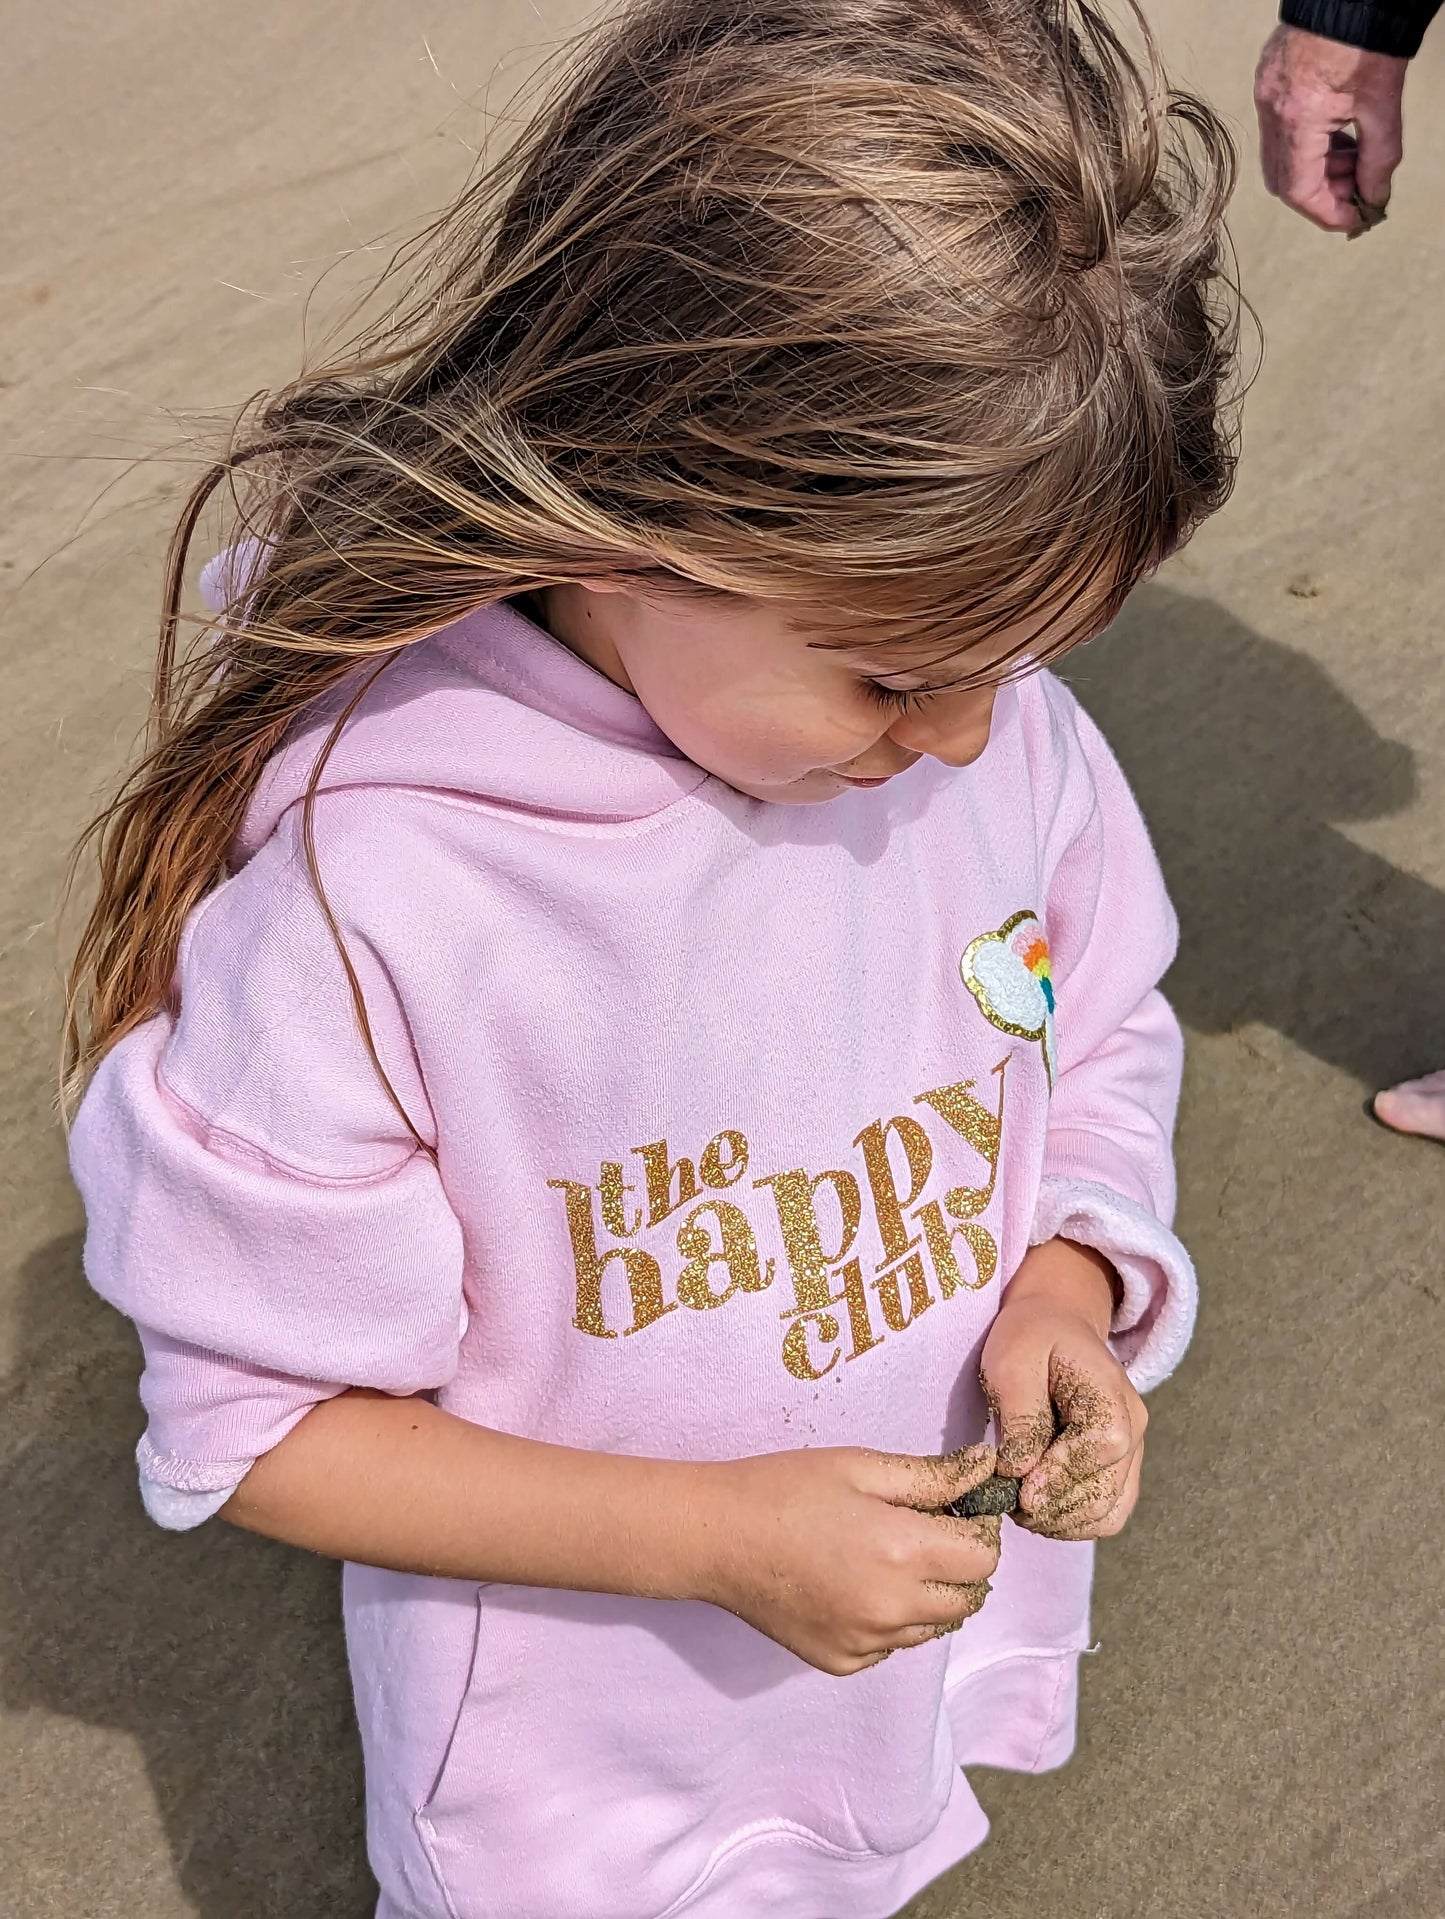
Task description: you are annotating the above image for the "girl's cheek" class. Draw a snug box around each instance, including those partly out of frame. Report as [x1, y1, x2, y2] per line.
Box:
[654, 680, 879, 780]
[773, 700, 882, 762]
[759, 726, 872, 779]
[704, 702, 845, 766]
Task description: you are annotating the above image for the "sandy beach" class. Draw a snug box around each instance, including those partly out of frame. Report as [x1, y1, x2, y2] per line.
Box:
[2, 2, 1443, 1912]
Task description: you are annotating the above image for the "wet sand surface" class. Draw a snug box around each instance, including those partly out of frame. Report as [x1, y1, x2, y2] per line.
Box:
[2, 3, 1442, 1913]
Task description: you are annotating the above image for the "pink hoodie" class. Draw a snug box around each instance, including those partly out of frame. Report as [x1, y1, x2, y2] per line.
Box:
[71, 598, 1195, 1919]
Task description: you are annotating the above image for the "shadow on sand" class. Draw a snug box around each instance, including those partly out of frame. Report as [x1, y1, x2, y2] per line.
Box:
[0, 1231, 374, 1917]
[1064, 583, 1437, 1090]
[3, 584, 1439, 1917]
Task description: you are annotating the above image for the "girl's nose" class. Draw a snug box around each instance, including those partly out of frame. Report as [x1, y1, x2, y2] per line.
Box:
[888, 687, 998, 766]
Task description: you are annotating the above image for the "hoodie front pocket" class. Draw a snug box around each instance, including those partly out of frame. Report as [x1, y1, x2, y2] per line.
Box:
[413, 1585, 956, 1919]
[412, 1587, 487, 1919]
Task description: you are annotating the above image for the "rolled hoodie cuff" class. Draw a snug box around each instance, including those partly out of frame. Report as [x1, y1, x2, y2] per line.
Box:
[128, 1329, 352, 1530]
[134, 1397, 324, 1531]
[139, 1469, 239, 1531]
[1028, 1176, 1197, 1393]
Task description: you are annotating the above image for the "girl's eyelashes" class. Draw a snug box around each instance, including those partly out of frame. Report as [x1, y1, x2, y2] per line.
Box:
[860, 678, 929, 714]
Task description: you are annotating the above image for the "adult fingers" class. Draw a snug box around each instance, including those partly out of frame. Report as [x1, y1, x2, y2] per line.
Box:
[1254, 70, 1286, 196]
[1324, 126, 1359, 184]
[1274, 117, 1357, 229]
[1353, 99, 1404, 210]
[1253, 33, 1342, 219]
[1254, 57, 1356, 230]
[1253, 29, 1291, 196]
[1253, 26, 1354, 230]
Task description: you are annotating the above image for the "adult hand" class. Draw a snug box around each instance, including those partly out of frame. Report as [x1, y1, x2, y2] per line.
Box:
[1255, 24, 1407, 231]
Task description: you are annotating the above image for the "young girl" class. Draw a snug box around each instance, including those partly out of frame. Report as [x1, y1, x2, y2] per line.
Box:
[66, 3, 1238, 1914]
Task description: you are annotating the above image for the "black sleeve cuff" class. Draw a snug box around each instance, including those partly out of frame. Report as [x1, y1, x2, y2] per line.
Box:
[1280, 0, 1442, 56]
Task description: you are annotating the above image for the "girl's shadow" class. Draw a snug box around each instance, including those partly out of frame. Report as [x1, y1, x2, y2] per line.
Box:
[1063, 584, 1434, 1087]
[0, 1230, 374, 1917]
[4, 586, 1436, 1918]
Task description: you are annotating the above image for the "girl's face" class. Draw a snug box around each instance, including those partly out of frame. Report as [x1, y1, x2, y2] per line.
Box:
[539, 582, 1094, 805]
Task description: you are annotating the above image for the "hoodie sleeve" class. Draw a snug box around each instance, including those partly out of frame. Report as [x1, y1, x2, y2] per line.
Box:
[69, 822, 466, 1529]
[1021, 675, 1196, 1393]
[1279, 0, 1440, 58]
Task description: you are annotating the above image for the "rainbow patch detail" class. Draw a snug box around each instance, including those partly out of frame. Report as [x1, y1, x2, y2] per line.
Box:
[960, 910, 1057, 1086]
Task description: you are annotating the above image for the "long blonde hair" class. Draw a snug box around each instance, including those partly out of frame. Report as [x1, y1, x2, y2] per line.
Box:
[65, 0, 1239, 1104]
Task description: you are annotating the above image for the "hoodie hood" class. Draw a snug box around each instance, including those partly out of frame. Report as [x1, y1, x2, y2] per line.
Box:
[223, 587, 709, 868]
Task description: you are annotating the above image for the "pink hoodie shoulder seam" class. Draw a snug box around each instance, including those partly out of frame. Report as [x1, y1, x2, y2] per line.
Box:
[153, 1053, 423, 1191]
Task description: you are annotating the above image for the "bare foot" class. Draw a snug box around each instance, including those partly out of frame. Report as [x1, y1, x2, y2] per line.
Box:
[1372, 1070, 1445, 1140]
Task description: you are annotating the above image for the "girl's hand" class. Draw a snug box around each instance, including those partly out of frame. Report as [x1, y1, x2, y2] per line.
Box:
[694, 1444, 1003, 1676]
[980, 1238, 1147, 1541]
